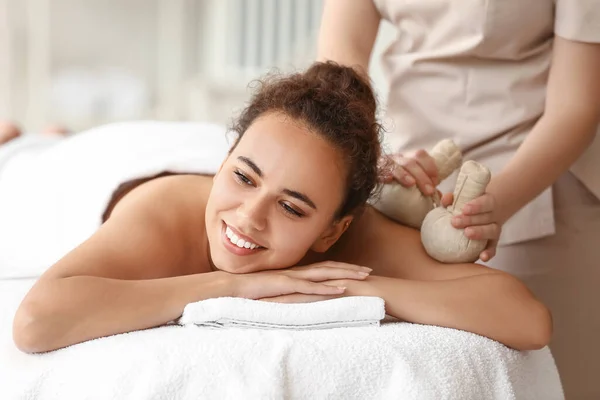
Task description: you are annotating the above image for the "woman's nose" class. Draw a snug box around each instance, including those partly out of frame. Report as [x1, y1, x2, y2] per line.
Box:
[236, 196, 268, 231]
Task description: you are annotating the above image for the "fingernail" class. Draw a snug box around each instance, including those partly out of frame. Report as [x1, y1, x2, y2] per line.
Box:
[404, 176, 415, 184]
[452, 217, 462, 226]
[337, 286, 347, 291]
[465, 227, 475, 237]
[463, 205, 473, 214]
[358, 271, 370, 276]
[425, 184, 434, 195]
[362, 266, 373, 271]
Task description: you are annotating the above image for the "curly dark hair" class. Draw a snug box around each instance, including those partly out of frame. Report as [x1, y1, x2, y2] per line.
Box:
[229, 61, 383, 219]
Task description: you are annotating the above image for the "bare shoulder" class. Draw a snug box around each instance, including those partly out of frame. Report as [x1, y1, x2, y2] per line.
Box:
[330, 207, 499, 281]
[41, 174, 214, 282]
[112, 174, 212, 222]
[109, 174, 214, 271]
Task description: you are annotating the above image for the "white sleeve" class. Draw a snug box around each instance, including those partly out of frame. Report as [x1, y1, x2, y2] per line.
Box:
[555, 0, 600, 43]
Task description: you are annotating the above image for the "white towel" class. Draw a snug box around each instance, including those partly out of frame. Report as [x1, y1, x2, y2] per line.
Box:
[179, 296, 385, 329]
[0, 281, 563, 400]
[0, 121, 231, 278]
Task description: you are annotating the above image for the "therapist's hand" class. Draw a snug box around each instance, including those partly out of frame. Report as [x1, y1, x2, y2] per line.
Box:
[443, 192, 502, 262]
[380, 151, 439, 196]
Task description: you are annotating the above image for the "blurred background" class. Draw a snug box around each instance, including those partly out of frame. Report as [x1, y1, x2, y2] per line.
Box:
[0, 0, 394, 132]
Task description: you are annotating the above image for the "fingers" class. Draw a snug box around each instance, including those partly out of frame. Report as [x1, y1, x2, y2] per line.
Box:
[294, 261, 371, 273]
[290, 264, 371, 282]
[390, 164, 416, 187]
[316, 261, 372, 272]
[451, 212, 494, 229]
[293, 279, 347, 295]
[479, 240, 498, 263]
[413, 149, 439, 185]
[440, 192, 453, 207]
[392, 152, 437, 195]
[463, 223, 501, 241]
[461, 193, 495, 215]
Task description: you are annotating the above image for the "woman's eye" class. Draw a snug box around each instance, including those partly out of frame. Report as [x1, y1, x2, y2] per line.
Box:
[281, 202, 304, 218]
[234, 170, 253, 186]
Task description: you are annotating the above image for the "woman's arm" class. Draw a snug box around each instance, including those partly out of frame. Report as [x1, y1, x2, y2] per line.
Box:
[317, 0, 381, 76]
[14, 272, 234, 354]
[13, 176, 361, 353]
[337, 273, 552, 351]
[487, 37, 600, 223]
[314, 207, 552, 351]
[12, 176, 227, 353]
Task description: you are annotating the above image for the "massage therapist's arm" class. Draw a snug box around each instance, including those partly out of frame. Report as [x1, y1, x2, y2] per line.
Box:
[487, 37, 600, 224]
[317, 0, 381, 76]
[12, 177, 233, 353]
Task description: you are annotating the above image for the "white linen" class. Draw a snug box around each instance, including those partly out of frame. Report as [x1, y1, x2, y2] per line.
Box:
[179, 296, 385, 329]
[0, 279, 564, 400]
[0, 121, 231, 279]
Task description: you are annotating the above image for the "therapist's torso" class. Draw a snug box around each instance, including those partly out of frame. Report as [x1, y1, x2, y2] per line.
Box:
[373, 0, 600, 246]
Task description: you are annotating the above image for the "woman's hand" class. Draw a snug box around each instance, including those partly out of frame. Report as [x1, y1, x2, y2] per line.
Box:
[442, 192, 502, 262]
[232, 262, 372, 300]
[259, 278, 367, 303]
[381, 151, 439, 196]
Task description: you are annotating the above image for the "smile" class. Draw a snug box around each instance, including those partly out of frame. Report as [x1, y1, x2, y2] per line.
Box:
[225, 226, 261, 249]
[220, 223, 266, 257]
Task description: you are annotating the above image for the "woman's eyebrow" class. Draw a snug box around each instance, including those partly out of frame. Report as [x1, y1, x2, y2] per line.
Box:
[282, 189, 317, 210]
[237, 155, 317, 210]
[238, 156, 262, 177]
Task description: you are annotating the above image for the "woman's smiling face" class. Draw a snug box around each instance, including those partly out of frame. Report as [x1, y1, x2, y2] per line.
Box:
[204, 112, 351, 273]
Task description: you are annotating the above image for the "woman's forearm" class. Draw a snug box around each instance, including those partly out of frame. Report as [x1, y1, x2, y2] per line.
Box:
[488, 113, 598, 223]
[13, 272, 233, 353]
[350, 274, 552, 350]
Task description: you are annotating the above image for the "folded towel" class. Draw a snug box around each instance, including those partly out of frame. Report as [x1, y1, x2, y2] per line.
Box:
[179, 296, 386, 329]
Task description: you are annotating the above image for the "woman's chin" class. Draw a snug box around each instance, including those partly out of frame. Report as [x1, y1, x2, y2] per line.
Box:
[210, 258, 258, 274]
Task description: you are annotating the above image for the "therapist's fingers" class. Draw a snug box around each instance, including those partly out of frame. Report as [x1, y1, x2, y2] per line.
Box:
[461, 193, 496, 215]
[480, 240, 498, 262]
[394, 154, 437, 195]
[464, 223, 501, 241]
[451, 212, 494, 229]
[390, 164, 416, 186]
[440, 192, 454, 207]
[413, 149, 439, 185]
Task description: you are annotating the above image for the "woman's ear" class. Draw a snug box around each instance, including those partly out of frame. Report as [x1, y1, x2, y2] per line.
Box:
[311, 216, 354, 253]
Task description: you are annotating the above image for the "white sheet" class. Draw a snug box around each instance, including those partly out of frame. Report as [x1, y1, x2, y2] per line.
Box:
[0, 121, 230, 279]
[0, 279, 564, 400]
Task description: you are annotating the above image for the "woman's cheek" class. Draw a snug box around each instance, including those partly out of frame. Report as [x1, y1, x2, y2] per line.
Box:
[274, 223, 319, 254]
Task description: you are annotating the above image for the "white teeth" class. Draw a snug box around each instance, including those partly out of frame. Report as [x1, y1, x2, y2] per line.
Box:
[225, 225, 259, 250]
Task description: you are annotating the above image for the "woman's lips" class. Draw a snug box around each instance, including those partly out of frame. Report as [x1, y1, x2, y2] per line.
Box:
[221, 222, 265, 256]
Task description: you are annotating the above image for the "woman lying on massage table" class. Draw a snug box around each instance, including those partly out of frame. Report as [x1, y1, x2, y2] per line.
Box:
[10, 62, 551, 354]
